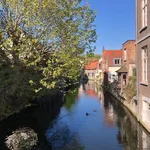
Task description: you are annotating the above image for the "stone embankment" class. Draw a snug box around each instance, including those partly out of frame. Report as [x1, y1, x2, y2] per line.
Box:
[103, 85, 150, 133]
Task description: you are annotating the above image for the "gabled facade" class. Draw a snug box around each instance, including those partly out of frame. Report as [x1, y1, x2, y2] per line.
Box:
[102, 49, 122, 83]
[84, 60, 101, 80]
[117, 40, 136, 90]
[136, 0, 150, 132]
[95, 58, 103, 82]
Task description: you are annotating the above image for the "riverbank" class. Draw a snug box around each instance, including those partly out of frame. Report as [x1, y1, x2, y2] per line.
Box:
[0, 81, 80, 122]
[0, 91, 64, 150]
[102, 85, 150, 133]
[0, 90, 61, 122]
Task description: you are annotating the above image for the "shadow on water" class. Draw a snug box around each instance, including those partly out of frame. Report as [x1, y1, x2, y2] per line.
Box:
[0, 92, 63, 150]
[46, 123, 84, 150]
[0, 81, 150, 150]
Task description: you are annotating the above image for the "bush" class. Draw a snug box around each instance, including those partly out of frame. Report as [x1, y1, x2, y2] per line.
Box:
[124, 76, 136, 101]
[5, 127, 38, 150]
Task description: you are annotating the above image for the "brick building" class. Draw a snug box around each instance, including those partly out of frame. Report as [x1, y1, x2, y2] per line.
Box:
[102, 48, 122, 84]
[116, 40, 136, 90]
[136, 0, 150, 132]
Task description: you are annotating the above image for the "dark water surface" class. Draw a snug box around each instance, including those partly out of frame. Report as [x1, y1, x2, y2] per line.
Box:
[0, 81, 150, 150]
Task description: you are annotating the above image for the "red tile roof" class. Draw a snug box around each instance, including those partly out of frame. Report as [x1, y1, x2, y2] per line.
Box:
[84, 61, 98, 70]
[102, 50, 122, 67]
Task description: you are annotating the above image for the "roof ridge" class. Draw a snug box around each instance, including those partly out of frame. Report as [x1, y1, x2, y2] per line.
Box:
[104, 49, 122, 51]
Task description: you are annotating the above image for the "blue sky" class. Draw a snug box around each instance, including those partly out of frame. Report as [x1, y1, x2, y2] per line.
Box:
[88, 0, 135, 54]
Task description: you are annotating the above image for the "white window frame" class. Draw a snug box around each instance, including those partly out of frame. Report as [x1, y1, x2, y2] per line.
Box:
[141, 0, 147, 28]
[142, 46, 148, 83]
[113, 58, 121, 65]
[124, 49, 127, 61]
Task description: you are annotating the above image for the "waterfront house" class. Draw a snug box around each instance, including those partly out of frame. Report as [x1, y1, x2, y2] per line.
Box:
[136, 0, 150, 132]
[94, 58, 103, 82]
[102, 48, 122, 84]
[84, 59, 101, 80]
[116, 40, 136, 90]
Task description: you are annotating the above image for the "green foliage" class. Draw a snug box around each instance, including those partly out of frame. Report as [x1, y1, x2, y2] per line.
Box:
[124, 76, 136, 101]
[0, 0, 97, 116]
[132, 67, 136, 77]
[82, 54, 101, 65]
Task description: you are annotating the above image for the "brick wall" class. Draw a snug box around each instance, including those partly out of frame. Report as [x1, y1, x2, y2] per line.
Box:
[122, 40, 136, 77]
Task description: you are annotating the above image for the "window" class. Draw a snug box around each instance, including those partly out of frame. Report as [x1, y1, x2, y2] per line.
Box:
[142, 46, 148, 82]
[92, 73, 94, 77]
[123, 73, 127, 85]
[124, 49, 127, 61]
[99, 64, 101, 69]
[142, 0, 147, 28]
[113, 58, 121, 65]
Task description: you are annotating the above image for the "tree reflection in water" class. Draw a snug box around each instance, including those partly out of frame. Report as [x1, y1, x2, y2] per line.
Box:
[64, 89, 78, 111]
[0, 81, 150, 150]
[46, 123, 84, 150]
[0, 92, 63, 150]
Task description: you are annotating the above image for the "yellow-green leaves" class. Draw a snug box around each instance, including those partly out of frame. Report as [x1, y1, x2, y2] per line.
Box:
[0, 0, 96, 98]
[35, 88, 42, 93]
[29, 80, 34, 85]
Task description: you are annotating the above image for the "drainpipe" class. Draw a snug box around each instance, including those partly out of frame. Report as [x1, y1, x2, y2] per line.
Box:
[135, 0, 140, 122]
[135, 2, 141, 149]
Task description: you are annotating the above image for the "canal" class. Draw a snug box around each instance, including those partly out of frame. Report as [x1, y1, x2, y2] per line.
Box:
[0, 81, 150, 150]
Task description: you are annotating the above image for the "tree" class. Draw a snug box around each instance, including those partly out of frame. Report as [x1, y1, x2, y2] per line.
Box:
[0, 0, 97, 106]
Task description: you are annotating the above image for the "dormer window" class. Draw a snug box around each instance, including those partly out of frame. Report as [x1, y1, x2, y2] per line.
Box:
[113, 58, 121, 65]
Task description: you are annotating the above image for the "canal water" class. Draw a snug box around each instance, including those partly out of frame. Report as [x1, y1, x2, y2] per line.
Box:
[0, 81, 150, 150]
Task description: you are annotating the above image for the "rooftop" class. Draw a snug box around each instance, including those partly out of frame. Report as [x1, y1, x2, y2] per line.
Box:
[84, 61, 99, 70]
[122, 40, 135, 45]
[102, 49, 123, 67]
[116, 65, 128, 73]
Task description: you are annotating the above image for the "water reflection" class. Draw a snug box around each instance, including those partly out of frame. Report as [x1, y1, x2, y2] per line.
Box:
[0, 82, 150, 150]
[103, 88, 150, 150]
[83, 81, 102, 99]
[64, 89, 78, 111]
[46, 123, 84, 150]
[0, 92, 63, 150]
[46, 81, 150, 150]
